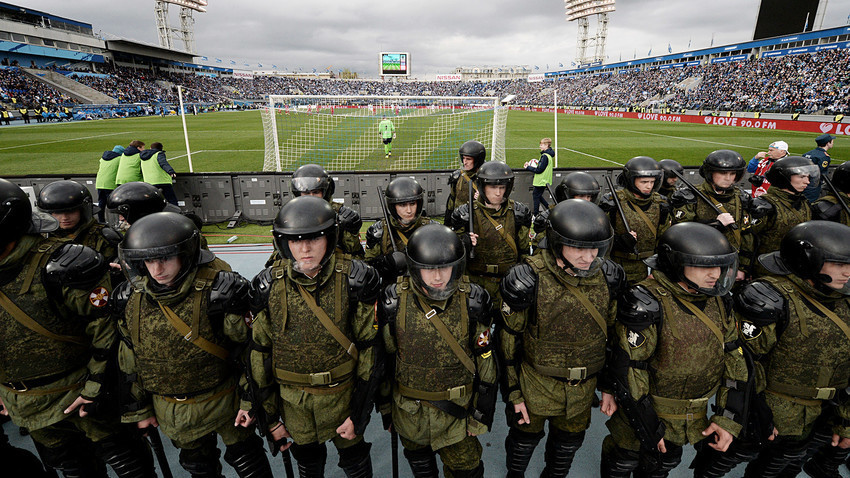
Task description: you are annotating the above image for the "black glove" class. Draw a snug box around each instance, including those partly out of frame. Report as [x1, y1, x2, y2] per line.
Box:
[614, 232, 637, 252]
[668, 189, 696, 208]
[748, 175, 765, 187]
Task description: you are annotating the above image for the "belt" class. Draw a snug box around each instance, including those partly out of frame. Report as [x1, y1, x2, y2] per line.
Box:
[467, 263, 512, 276]
[158, 385, 236, 404]
[1, 368, 79, 393]
[767, 381, 837, 401]
[275, 360, 356, 387]
[651, 385, 719, 421]
[397, 382, 473, 402]
[531, 361, 604, 385]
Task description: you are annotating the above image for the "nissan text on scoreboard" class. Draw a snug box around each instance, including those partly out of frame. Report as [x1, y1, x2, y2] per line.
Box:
[380, 52, 410, 77]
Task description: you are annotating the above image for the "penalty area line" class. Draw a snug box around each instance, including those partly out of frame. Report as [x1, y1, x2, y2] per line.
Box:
[561, 148, 624, 166]
[0, 131, 132, 151]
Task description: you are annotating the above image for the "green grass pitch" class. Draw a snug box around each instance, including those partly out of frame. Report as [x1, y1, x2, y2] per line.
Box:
[0, 109, 831, 177]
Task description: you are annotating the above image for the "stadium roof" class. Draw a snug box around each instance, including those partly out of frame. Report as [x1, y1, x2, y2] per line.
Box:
[104, 37, 196, 63]
[0, 2, 92, 30]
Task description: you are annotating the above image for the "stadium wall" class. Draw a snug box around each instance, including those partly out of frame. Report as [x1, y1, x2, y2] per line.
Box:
[514, 107, 850, 137]
[6, 166, 751, 224]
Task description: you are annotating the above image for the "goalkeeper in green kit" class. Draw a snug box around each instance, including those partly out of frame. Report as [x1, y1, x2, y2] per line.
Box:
[379, 115, 396, 158]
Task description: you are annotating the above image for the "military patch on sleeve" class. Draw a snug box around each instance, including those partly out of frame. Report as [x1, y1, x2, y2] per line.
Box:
[741, 321, 761, 340]
[627, 329, 645, 349]
[501, 301, 513, 316]
[243, 311, 254, 328]
[675, 210, 684, 219]
[89, 286, 109, 307]
[477, 329, 491, 347]
[823, 160, 829, 169]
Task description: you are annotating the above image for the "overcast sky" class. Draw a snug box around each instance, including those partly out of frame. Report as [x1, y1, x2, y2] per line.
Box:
[18, 0, 850, 78]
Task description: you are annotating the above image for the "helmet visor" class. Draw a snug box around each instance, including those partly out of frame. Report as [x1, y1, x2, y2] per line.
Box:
[291, 176, 329, 195]
[632, 169, 665, 194]
[118, 235, 197, 290]
[679, 252, 738, 296]
[408, 255, 465, 300]
[786, 163, 821, 187]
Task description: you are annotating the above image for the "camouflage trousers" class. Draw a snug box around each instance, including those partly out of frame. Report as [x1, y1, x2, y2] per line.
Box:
[510, 403, 592, 434]
[400, 434, 482, 476]
[28, 413, 121, 447]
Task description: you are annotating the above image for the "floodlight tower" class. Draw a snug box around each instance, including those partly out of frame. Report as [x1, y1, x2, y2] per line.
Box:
[565, 0, 615, 65]
[154, 0, 207, 53]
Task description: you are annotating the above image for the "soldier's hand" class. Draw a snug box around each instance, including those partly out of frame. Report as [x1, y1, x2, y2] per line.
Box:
[831, 434, 850, 449]
[657, 438, 667, 453]
[336, 417, 357, 440]
[234, 409, 255, 428]
[64, 396, 93, 417]
[270, 422, 292, 452]
[702, 422, 733, 452]
[513, 402, 530, 426]
[469, 232, 479, 247]
[0, 396, 7, 416]
[717, 212, 735, 227]
[136, 416, 159, 435]
[736, 270, 747, 282]
[600, 392, 617, 416]
[629, 230, 637, 240]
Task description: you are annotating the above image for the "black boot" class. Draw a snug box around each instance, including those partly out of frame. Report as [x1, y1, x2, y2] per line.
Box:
[600, 441, 640, 478]
[447, 462, 484, 478]
[337, 441, 373, 478]
[505, 428, 544, 477]
[744, 438, 808, 478]
[636, 442, 683, 478]
[541, 429, 585, 478]
[690, 439, 759, 478]
[803, 444, 850, 478]
[94, 432, 156, 478]
[289, 442, 327, 478]
[178, 434, 224, 478]
[223, 435, 273, 478]
[403, 446, 439, 478]
[35, 439, 108, 478]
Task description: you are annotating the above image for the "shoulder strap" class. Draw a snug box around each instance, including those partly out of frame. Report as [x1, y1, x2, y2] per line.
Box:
[480, 206, 518, 256]
[0, 289, 87, 345]
[156, 300, 230, 361]
[673, 296, 724, 350]
[296, 283, 358, 359]
[797, 289, 850, 344]
[412, 293, 476, 375]
[762, 276, 808, 336]
[561, 280, 608, 338]
[627, 201, 658, 239]
[20, 240, 61, 295]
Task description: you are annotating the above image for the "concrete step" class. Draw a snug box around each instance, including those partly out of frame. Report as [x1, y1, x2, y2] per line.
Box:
[21, 68, 117, 105]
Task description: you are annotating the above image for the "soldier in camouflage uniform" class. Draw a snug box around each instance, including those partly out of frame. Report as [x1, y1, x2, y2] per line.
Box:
[451, 161, 531, 302]
[106, 181, 181, 232]
[238, 196, 382, 477]
[601, 157, 671, 284]
[657, 159, 684, 199]
[0, 179, 154, 478]
[602, 222, 749, 477]
[266, 164, 364, 266]
[116, 212, 271, 478]
[500, 200, 625, 477]
[670, 150, 750, 281]
[736, 221, 850, 478]
[379, 224, 497, 478]
[365, 177, 435, 285]
[813, 161, 850, 226]
[742, 156, 819, 278]
[531, 171, 601, 250]
[445, 140, 487, 224]
[37, 179, 121, 261]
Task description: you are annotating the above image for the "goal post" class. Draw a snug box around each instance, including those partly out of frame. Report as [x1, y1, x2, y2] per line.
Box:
[261, 95, 506, 172]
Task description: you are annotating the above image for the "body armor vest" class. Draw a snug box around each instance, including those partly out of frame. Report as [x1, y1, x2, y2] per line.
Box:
[467, 200, 519, 276]
[757, 190, 812, 256]
[523, 253, 609, 378]
[268, 256, 355, 385]
[761, 276, 850, 400]
[694, 182, 743, 250]
[380, 216, 432, 255]
[612, 190, 663, 260]
[394, 277, 474, 395]
[0, 237, 90, 382]
[127, 264, 232, 395]
[641, 276, 729, 399]
[449, 171, 477, 211]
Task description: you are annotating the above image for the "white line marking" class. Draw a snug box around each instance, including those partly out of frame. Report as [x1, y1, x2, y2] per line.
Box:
[0, 131, 131, 151]
[616, 129, 761, 150]
[561, 148, 624, 166]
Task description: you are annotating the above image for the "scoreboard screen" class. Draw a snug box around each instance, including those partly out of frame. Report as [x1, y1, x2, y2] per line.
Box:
[380, 52, 410, 76]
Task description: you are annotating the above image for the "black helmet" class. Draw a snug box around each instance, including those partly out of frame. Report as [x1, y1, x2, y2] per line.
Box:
[829, 161, 850, 194]
[475, 161, 514, 206]
[618, 156, 663, 198]
[546, 200, 613, 277]
[118, 212, 209, 291]
[658, 159, 684, 183]
[699, 150, 745, 189]
[458, 140, 486, 172]
[555, 172, 601, 203]
[37, 180, 94, 227]
[273, 196, 338, 272]
[0, 178, 52, 249]
[107, 182, 169, 227]
[385, 177, 424, 224]
[291, 164, 335, 200]
[646, 222, 737, 296]
[765, 156, 820, 193]
[759, 221, 850, 295]
[406, 224, 465, 300]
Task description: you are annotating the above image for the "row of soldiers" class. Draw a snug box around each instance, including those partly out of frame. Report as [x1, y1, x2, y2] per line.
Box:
[0, 139, 848, 478]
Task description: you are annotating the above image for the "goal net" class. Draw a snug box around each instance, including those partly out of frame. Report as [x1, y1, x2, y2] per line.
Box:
[262, 95, 506, 172]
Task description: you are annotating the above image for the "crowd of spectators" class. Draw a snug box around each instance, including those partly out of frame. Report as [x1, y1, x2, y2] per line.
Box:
[0, 67, 76, 108]
[3, 48, 850, 118]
